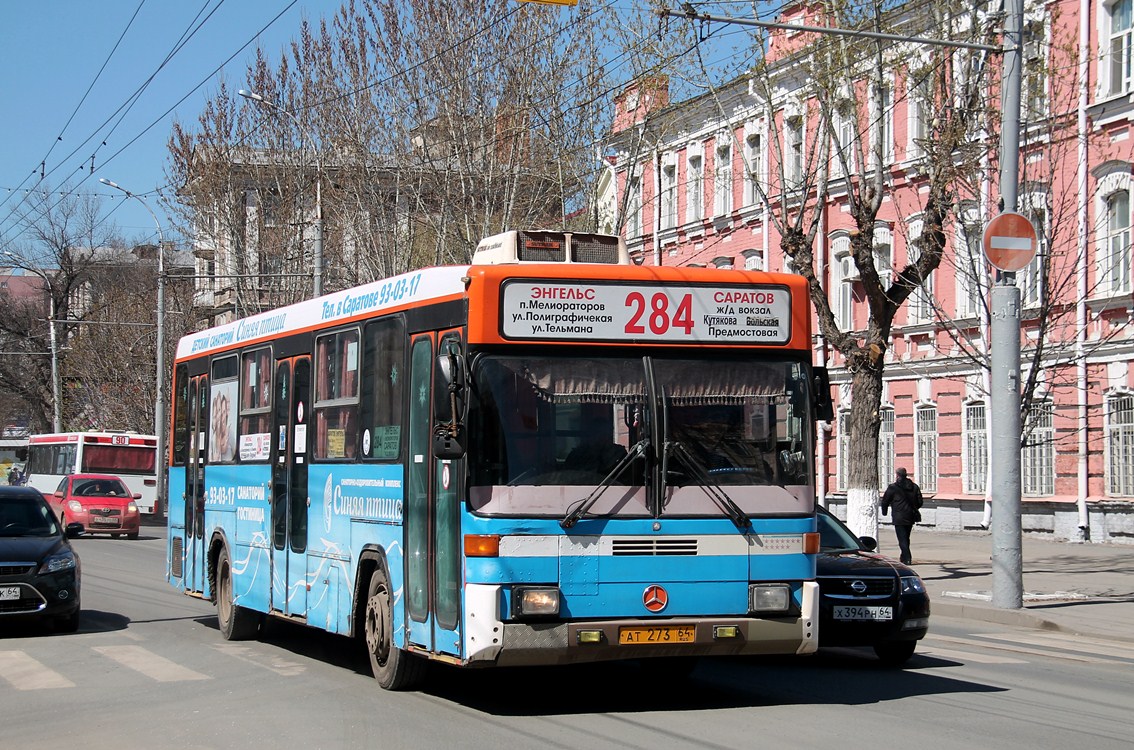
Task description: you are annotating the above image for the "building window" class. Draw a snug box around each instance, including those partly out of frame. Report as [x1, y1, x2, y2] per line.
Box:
[1022, 400, 1055, 496]
[956, 214, 984, 317]
[1106, 393, 1134, 496]
[1103, 189, 1132, 295]
[686, 153, 703, 223]
[625, 176, 641, 238]
[786, 116, 804, 185]
[870, 82, 893, 166]
[742, 248, 764, 271]
[1023, 20, 1047, 119]
[661, 163, 677, 230]
[907, 73, 930, 159]
[915, 405, 938, 493]
[714, 142, 733, 216]
[1020, 200, 1048, 307]
[874, 226, 893, 290]
[837, 409, 851, 491]
[1109, 0, 1134, 96]
[964, 401, 988, 495]
[835, 97, 857, 173]
[877, 406, 895, 490]
[712, 256, 733, 269]
[906, 220, 933, 323]
[832, 235, 854, 330]
[745, 131, 763, 205]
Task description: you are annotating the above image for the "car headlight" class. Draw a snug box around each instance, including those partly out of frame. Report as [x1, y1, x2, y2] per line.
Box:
[749, 583, 791, 613]
[511, 586, 560, 617]
[900, 576, 926, 595]
[128, 501, 138, 513]
[67, 500, 83, 512]
[40, 550, 77, 574]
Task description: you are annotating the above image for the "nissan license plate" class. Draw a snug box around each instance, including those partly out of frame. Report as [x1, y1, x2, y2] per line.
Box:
[833, 606, 892, 621]
[0, 586, 20, 601]
[618, 626, 696, 645]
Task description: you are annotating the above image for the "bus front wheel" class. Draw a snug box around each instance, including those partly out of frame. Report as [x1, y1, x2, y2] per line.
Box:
[364, 566, 424, 690]
[216, 546, 259, 641]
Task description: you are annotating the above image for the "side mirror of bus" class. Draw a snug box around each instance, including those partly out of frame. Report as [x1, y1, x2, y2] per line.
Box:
[813, 367, 834, 423]
[433, 427, 465, 460]
[434, 349, 467, 460]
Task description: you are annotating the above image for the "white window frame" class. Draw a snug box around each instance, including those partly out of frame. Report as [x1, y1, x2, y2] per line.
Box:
[1023, 18, 1048, 120]
[1106, 392, 1134, 496]
[877, 406, 895, 490]
[956, 210, 985, 317]
[625, 175, 642, 238]
[874, 225, 893, 290]
[907, 72, 931, 160]
[964, 401, 988, 494]
[742, 248, 764, 271]
[837, 409, 851, 491]
[686, 148, 704, 224]
[1019, 194, 1049, 308]
[661, 160, 677, 230]
[785, 114, 804, 186]
[1108, 0, 1134, 97]
[715, 140, 733, 217]
[870, 79, 894, 167]
[832, 235, 854, 330]
[915, 404, 938, 493]
[1102, 189, 1132, 295]
[744, 127, 764, 205]
[1022, 399, 1055, 497]
[906, 219, 933, 323]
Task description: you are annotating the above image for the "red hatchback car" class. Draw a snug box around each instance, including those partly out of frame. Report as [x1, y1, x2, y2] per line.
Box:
[51, 474, 141, 539]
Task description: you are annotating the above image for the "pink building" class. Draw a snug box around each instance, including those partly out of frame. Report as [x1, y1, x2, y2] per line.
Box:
[602, 1, 1134, 542]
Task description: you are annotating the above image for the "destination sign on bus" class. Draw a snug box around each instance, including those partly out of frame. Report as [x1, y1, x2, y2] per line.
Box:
[501, 281, 792, 344]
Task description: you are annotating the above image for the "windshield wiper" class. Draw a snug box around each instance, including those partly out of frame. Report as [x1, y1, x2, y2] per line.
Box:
[560, 439, 649, 529]
[663, 440, 752, 532]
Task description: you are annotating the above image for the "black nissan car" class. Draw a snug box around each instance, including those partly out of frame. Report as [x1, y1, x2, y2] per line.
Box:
[815, 507, 929, 665]
[0, 485, 82, 633]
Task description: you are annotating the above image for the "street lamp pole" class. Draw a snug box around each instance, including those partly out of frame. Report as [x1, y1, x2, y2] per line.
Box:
[100, 179, 167, 517]
[238, 88, 324, 297]
[2, 251, 62, 431]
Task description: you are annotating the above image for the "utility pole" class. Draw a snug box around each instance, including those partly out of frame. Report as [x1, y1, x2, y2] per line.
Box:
[100, 179, 168, 518]
[990, 0, 1025, 609]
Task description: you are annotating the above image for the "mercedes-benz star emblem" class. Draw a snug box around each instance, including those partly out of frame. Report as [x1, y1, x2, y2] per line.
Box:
[643, 584, 668, 613]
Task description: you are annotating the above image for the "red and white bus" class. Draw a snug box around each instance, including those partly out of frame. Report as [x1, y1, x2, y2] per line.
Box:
[25, 432, 159, 515]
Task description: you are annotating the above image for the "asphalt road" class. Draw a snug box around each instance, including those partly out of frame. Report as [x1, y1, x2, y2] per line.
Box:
[2, 521, 1132, 750]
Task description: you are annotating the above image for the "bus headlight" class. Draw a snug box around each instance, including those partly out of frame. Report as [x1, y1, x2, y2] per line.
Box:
[749, 584, 791, 614]
[511, 586, 560, 617]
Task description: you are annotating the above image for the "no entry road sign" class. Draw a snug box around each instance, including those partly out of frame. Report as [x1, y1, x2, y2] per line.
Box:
[982, 212, 1038, 272]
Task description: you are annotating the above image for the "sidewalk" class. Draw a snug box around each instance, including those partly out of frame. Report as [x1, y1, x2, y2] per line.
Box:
[886, 527, 1134, 643]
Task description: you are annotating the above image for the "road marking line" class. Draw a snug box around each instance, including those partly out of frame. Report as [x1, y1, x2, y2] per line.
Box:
[918, 646, 1027, 664]
[928, 634, 1110, 664]
[92, 645, 210, 682]
[211, 643, 306, 677]
[0, 651, 75, 690]
[971, 632, 1134, 660]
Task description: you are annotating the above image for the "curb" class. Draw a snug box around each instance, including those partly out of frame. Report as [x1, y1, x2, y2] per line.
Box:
[930, 597, 1134, 644]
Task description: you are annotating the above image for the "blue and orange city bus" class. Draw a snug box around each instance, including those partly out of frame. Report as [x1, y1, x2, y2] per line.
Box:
[167, 229, 832, 689]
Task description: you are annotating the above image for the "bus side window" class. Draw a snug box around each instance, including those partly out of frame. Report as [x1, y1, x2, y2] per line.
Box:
[314, 329, 360, 459]
[361, 318, 405, 461]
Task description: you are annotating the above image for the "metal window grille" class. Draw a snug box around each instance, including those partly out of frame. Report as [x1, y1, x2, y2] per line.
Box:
[877, 408, 895, 490]
[1106, 394, 1134, 496]
[1023, 401, 1055, 496]
[964, 402, 988, 495]
[915, 406, 938, 492]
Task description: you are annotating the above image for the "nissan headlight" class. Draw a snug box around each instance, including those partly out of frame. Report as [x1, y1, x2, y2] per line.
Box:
[901, 576, 926, 595]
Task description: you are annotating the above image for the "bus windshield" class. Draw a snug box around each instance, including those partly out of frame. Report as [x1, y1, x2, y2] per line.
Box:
[467, 354, 814, 519]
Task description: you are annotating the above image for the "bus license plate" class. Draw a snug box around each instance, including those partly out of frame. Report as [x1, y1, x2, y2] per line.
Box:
[0, 586, 20, 601]
[618, 626, 696, 645]
[833, 606, 892, 621]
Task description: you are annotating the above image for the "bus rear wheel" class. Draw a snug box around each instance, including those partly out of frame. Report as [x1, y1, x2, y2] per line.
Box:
[364, 566, 424, 690]
[216, 546, 259, 640]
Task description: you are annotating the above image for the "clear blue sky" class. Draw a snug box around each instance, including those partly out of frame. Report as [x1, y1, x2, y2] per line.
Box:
[0, 1, 341, 249]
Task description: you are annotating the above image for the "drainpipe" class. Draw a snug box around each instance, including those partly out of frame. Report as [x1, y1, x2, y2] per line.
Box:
[1075, 0, 1091, 539]
[654, 144, 663, 266]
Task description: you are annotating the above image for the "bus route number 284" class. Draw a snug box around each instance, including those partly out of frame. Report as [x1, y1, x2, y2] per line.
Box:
[624, 292, 694, 335]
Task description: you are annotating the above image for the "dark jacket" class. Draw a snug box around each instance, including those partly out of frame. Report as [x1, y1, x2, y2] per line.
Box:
[881, 477, 923, 525]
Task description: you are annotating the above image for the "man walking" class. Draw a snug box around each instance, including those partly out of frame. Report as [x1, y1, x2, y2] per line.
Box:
[881, 467, 923, 565]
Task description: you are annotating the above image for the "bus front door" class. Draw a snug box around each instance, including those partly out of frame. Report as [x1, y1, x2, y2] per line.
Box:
[405, 331, 463, 658]
[270, 355, 311, 618]
[185, 375, 208, 594]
